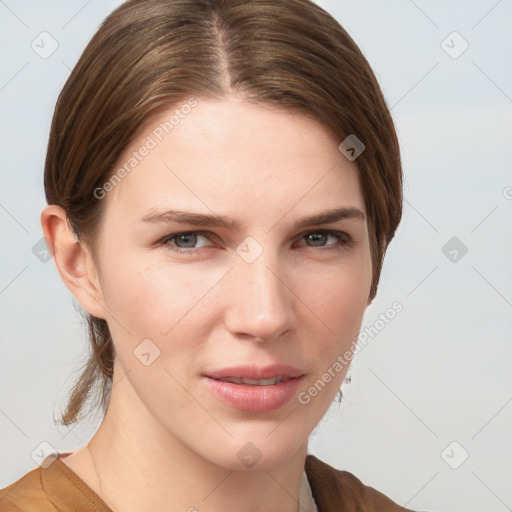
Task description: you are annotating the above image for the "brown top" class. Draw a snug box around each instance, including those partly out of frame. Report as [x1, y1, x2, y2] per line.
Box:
[0, 453, 414, 511]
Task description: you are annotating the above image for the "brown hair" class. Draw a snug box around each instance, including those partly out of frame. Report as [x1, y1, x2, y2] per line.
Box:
[44, 0, 402, 426]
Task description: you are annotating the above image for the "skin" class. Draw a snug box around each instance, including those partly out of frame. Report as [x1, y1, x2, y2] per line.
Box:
[42, 96, 373, 512]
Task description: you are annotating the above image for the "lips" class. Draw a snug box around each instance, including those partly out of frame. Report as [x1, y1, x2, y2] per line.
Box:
[205, 364, 304, 381]
[215, 376, 290, 386]
[204, 364, 305, 412]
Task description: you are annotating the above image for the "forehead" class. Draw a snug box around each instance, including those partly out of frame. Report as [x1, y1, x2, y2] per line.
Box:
[102, 97, 365, 223]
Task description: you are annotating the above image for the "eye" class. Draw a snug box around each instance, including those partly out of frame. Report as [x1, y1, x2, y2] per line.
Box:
[157, 229, 353, 255]
[159, 231, 214, 253]
[296, 230, 353, 249]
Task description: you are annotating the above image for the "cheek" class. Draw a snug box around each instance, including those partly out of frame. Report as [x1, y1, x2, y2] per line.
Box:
[98, 254, 183, 339]
[98, 258, 213, 390]
[100, 241, 372, 350]
[300, 253, 372, 359]
[308, 255, 371, 321]
[100, 253, 224, 345]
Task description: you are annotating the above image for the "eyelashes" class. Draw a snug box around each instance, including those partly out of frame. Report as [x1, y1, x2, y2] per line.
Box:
[158, 230, 353, 255]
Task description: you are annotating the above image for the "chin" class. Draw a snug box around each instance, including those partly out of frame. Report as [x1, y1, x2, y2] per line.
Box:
[203, 429, 308, 472]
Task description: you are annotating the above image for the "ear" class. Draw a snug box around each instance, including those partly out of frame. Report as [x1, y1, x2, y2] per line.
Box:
[41, 205, 107, 319]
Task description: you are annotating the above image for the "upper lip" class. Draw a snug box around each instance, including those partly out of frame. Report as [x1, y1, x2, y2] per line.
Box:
[205, 364, 304, 380]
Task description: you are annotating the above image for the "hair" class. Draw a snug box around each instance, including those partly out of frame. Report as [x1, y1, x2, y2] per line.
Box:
[44, 0, 402, 426]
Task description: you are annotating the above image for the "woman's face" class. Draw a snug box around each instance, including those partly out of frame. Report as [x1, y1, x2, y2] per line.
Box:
[88, 97, 372, 470]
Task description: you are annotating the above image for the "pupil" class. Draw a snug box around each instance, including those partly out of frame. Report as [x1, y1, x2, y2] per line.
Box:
[177, 234, 196, 248]
[308, 233, 327, 246]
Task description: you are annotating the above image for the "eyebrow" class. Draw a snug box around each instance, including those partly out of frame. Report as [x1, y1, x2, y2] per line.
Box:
[141, 207, 365, 230]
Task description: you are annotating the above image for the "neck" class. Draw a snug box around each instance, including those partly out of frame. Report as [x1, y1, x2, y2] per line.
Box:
[83, 366, 308, 512]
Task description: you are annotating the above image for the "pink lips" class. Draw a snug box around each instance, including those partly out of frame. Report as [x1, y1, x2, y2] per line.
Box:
[204, 364, 305, 412]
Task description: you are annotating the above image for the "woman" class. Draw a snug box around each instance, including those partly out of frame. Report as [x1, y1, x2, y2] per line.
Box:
[0, 0, 411, 510]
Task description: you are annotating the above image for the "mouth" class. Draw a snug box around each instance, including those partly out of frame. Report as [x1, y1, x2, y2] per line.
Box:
[212, 376, 294, 386]
[203, 364, 305, 412]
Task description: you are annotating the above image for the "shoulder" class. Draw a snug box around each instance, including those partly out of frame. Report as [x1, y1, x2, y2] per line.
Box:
[305, 454, 415, 511]
[0, 465, 55, 512]
[0, 454, 111, 512]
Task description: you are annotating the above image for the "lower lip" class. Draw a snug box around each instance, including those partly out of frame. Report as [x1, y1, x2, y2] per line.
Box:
[205, 376, 304, 412]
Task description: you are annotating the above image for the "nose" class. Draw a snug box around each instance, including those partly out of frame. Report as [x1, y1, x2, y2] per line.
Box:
[224, 251, 296, 342]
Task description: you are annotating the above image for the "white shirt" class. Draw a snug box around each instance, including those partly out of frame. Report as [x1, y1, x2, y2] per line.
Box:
[298, 470, 319, 512]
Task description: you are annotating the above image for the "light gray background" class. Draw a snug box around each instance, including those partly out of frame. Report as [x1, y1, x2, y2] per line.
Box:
[1, 1, 511, 510]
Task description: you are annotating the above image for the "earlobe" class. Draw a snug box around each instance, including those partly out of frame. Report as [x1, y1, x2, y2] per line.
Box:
[40, 205, 107, 319]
